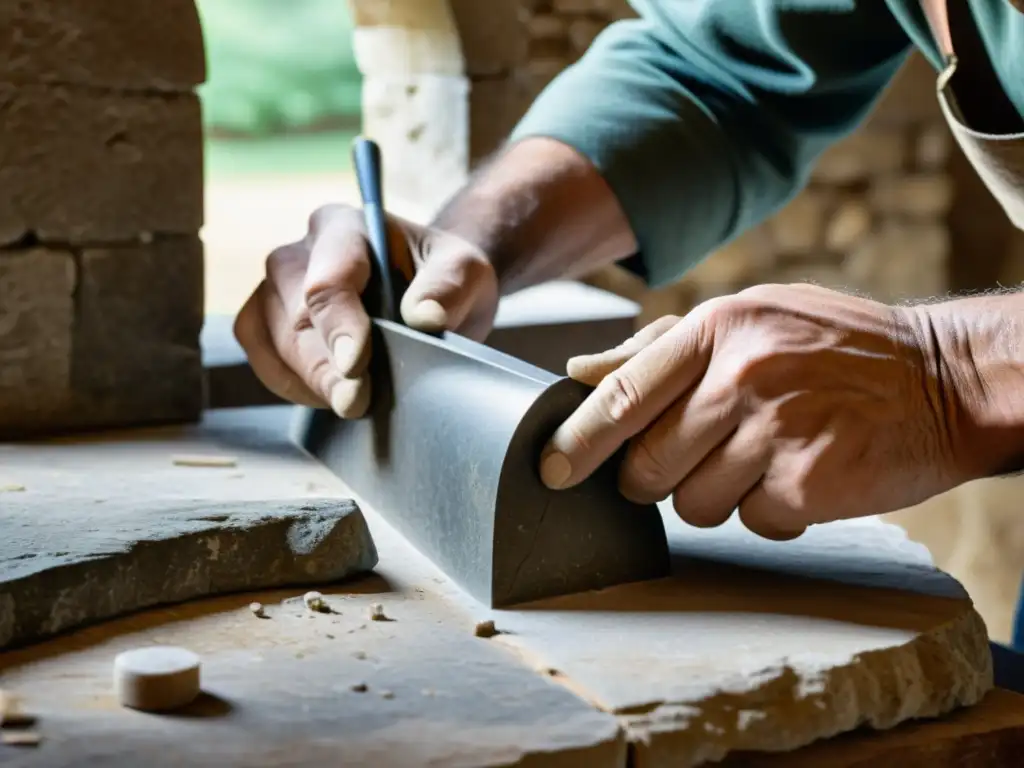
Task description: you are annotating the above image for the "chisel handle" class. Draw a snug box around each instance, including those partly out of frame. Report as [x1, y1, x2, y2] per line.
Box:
[352, 137, 400, 322]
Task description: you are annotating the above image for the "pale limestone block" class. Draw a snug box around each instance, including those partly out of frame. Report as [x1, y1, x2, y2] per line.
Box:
[350, 1, 464, 77]
[0, 85, 202, 245]
[825, 200, 873, 252]
[870, 174, 955, 217]
[769, 191, 827, 253]
[362, 75, 470, 218]
[916, 124, 954, 170]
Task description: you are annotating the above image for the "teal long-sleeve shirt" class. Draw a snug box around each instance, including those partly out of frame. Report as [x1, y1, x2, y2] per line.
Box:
[510, 0, 1024, 288]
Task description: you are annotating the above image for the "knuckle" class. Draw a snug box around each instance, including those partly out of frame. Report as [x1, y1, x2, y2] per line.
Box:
[626, 436, 674, 487]
[307, 203, 360, 235]
[597, 371, 643, 424]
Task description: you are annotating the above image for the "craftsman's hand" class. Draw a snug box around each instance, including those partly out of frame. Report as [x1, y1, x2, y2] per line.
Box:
[234, 204, 499, 417]
[539, 284, 958, 540]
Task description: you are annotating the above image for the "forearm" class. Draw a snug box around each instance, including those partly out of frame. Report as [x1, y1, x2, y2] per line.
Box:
[430, 137, 637, 296]
[916, 294, 1024, 481]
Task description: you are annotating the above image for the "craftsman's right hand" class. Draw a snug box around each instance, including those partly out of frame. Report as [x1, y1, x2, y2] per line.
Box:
[234, 204, 499, 418]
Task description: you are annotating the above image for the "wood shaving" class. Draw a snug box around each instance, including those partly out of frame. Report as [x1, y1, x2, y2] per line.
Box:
[0, 690, 33, 727]
[380, 690, 394, 699]
[1, 731, 40, 747]
[0, 483, 25, 493]
[350, 683, 368, 693]
[171, 454, 238, 468]
[249, 602, 266, 619]
[369, 603, 389, 621]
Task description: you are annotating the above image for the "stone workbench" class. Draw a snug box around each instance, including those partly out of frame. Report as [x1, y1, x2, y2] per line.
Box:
[0, 406, 1021, 767]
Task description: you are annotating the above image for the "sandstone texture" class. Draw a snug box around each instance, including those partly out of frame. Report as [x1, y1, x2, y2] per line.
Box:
[0, 1, 206, 437]
[0, 85, 203, 245]
[0, 0, 206, 90]
[0, 238, 204, 437]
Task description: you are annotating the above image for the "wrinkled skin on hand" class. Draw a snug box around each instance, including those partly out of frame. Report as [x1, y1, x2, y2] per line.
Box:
[233, 204, 499, 419]
[541, 284, 956, 540]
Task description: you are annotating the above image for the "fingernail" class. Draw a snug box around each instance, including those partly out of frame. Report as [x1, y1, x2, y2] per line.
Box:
[329, 379, 358, 418]
[540, 451, 572, 490]
[405, 299, 447, 331]
[333, 335, 356, 372]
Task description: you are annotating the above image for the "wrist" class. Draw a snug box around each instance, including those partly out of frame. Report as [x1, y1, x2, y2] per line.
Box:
[430, 137, 637, 295]
[911, 297, 1024, 482]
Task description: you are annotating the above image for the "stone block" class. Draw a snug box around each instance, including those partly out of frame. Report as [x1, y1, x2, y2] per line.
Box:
[0, 0, 205, 90]
[451, 0, 528, 76]
[362, 75, 470, 215]
[0, 84, 203, 245]
[844, 221, 950, 300]
[825, 199, 873, 252]
[811, 129, 907, 184]
[71, 236, 205, 429]
[469, 75, 537, 161]
[0, 238, 204, 438]
[0, 249, 76, 429]
[869, 173, 955, 217]
[770, 189, 828, 252]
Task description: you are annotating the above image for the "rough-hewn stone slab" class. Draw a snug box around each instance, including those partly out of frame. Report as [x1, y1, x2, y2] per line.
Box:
[0, 238, 203, 437]
[0, 0, 205, 90]
[0, 498, 377, 652]
[0, 409, 379, 651]
[0, 85, 202, 245]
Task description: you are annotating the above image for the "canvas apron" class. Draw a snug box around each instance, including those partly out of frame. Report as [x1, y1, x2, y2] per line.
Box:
[919, 0, 1024, 650]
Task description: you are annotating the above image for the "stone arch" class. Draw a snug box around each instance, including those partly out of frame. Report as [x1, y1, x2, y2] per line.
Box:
[348, 0, 635, 220]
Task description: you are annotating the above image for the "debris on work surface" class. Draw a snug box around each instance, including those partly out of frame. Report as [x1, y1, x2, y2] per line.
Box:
[171, 453, 237, 468]
[0, 483, 25, 493]
[0, 690, 35, 727]
[474, 620, 500, 639]
[303, 591, 329, 613]
[380, 690, 395, 700]
[249, 601, 266, 618]
[1, 731, 40, 747]
[352, 651, 367, 660]
[350, 683, 368, 693]
[369, 603, 390, 622]
[113, 646, 202, 712]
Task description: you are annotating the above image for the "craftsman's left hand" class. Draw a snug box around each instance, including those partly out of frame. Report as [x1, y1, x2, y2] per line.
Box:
[539, 284, 958, 540]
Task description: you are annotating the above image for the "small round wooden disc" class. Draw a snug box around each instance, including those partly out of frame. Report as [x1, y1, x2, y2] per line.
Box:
[113, 646, 201, 712]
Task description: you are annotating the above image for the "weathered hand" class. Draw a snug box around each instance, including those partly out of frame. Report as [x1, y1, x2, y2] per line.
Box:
[539, 284, 956, 540]
[234, 204, 499, 418]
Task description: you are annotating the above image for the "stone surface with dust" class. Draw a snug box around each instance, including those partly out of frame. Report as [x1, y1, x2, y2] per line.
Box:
[0, 407, 998, 766]
[0, 411, 379, 651]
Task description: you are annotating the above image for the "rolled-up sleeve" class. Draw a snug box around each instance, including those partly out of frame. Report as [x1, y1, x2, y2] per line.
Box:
[509, 1, 913, 287]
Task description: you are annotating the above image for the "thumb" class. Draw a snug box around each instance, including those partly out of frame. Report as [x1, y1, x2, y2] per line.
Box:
[400, 244, 498, 340]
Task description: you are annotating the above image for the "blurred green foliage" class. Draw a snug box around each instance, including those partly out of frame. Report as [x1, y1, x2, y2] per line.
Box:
[196, 0, 363, 137]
